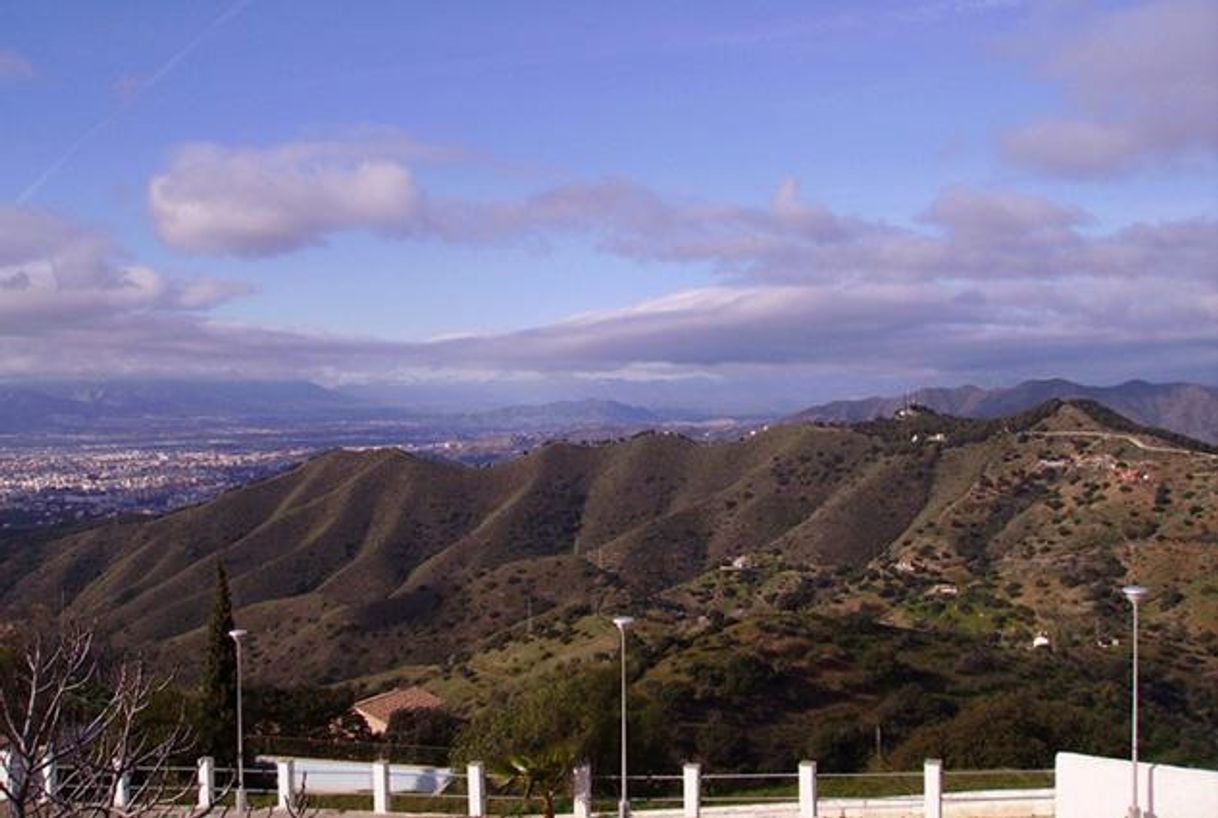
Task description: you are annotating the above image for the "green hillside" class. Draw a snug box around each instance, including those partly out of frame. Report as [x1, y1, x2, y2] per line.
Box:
[3, 399, 1216, 766]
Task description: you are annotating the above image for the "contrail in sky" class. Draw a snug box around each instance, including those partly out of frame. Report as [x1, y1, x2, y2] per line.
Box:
[15, 0, 254, 204]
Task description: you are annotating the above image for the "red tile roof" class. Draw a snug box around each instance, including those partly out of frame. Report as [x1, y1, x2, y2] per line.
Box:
[353, 686, 445, 724]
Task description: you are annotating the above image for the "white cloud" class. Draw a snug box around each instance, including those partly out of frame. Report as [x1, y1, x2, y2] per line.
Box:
[441, 178, 1212, 288]
[0, 207, 250, 331]
[17, 177, 1218, 396]
[1002, 0, 1218, 177]
[6, 250, 1213, 392]
[149, 136, 432, 256]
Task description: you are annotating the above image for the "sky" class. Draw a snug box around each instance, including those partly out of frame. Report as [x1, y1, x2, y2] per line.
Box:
[1, 0, 1215, 411]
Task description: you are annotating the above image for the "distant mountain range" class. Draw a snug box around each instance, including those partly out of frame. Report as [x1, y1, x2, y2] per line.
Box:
[0, 379, 357, 430]
[0, 379, 679, 436]
[4, 376, 1216, 446]
[789, 379, 1218, 444]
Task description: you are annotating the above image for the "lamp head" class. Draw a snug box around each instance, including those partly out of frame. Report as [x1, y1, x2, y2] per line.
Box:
[1121, 585, 1149, 605]
[611, 615, 635, 631]
[228, 628, 248, 641]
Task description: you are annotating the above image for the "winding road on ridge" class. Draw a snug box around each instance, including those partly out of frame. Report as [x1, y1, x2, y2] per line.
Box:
[1032, 430, 1217, 459]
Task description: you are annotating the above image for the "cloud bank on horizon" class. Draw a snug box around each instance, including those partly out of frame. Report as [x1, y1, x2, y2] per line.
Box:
[1, 0, 1215, 409]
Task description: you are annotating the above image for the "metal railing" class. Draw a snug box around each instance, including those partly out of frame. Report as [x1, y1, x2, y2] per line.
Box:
[817, 770, 925, 800]
[942, 768, 1055, 807]
[702, 771, 798, 804]
[589, 772, 686, 812]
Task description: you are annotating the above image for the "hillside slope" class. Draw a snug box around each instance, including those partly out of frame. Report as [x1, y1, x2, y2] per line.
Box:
[3, 400, 1215, 692]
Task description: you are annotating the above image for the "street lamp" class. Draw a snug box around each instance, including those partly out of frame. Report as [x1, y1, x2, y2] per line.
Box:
[229, 628, 249, 814]
[1121, 585, 1148, 818]
[612, 616, 635, 818]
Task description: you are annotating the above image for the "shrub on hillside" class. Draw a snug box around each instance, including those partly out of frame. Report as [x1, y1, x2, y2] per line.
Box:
[386, 707, 463, 749]
[804, 714, 873, 772]
[886, 692, 1122, 769]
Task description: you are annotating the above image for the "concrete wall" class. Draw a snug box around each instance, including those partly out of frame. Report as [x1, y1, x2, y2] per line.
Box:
[256, 756, 454, 794]
[1056, 751, 1218, 818]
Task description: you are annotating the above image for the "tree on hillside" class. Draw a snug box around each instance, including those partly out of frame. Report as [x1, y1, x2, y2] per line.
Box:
[385, 707, 463, 757]
[246, 684, 362, 739]
[454, 666, 615, 766]
[199, 562, 237, 763]
[453, 664, 667, 818]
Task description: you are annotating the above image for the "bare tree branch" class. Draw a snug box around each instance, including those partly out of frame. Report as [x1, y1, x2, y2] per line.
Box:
[0, 626, 226, 818]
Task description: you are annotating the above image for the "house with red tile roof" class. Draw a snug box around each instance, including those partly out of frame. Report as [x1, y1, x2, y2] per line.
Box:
[352, 686, 446, 736]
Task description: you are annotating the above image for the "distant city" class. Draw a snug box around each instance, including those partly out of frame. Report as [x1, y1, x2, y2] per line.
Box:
[0, 442, 306, 527]
[0, 418, 745, 529]
[0, 433, 520, 528]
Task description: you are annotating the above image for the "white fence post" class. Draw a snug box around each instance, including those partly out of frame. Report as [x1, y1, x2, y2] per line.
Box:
[799, 760, 818, 818]
[197, 756, 215, 809]
[372, 760, 391, 814]
[924, 758, 943, 818]
[683, 763, 701, 818]
[467, 762, 487, 818]
[113, 768, 131, 810]
[38, 750, 56, 803]
[573, 764, 592, 818]
[276, 759, 296, 811]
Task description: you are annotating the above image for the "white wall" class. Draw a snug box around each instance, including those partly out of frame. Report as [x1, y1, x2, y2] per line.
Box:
[257, 756, 453, 794]
[1056, 751, 1218, 818]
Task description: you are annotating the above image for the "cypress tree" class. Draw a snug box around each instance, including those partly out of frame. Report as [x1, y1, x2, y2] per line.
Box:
[200, 562, 238, 762]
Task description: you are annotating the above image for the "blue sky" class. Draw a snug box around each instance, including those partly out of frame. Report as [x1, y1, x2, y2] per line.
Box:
[1, 0, 1215, 411]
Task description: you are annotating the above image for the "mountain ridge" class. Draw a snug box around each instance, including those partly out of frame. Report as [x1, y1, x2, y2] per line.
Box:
[788, 379, 1218, 444]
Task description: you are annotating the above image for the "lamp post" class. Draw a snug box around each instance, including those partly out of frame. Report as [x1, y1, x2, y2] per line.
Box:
[229, 628, 249, 814]
[1121, 585, 1148, 818]
[612, 616, 635, 818]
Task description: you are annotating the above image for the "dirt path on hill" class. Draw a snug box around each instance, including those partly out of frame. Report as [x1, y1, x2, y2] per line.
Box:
[1033, 430, 1217, 459]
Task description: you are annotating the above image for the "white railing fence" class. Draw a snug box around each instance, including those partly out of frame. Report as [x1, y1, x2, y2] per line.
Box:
[0, 750, 1057, 817]
[594, 759, 1052, 818]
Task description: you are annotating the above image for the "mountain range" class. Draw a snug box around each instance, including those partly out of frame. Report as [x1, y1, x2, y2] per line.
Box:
[3, 397, 1216, 766]
[0, 379, 358, 432]
[0, 378, 686, 437]
[790, 379, 1218, 444]
[3, 398, 1214, 676]
[2, 377, 1216, 446]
